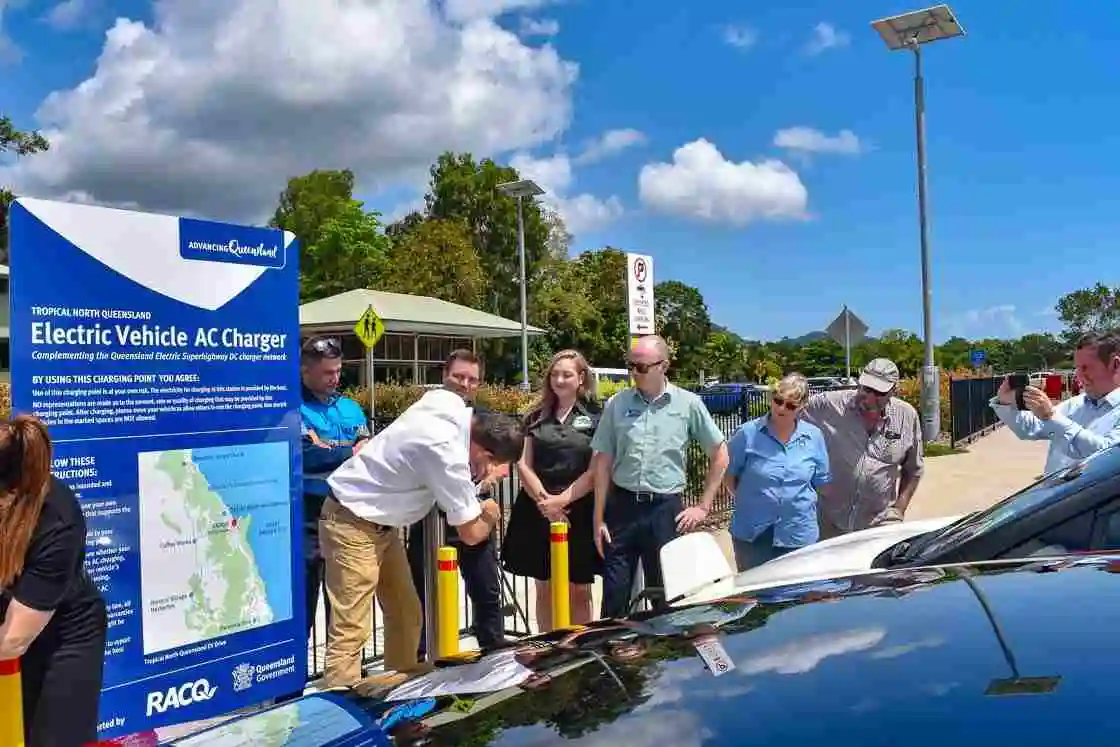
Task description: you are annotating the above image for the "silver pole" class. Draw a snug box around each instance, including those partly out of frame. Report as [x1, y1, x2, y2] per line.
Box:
[366, 342, 376, 424]
[422, 507, 441, 662]
[516, 194, 530, 392]
[844, 305, 852, 382]
[911, 38, 940, 443]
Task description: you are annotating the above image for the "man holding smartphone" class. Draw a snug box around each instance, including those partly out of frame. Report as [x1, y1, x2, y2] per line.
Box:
[991, 330, 1120, 474]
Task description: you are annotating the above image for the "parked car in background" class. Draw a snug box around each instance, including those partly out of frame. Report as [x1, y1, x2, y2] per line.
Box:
[590, 367, 631, 389]
[166, 555, 1120, 746]
[806, 375, 853, 390]
[676, 444, 1120, 605]
[697, 382, 768, 416]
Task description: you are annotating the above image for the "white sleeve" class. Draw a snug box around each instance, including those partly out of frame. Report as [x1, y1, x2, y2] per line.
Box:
[412, 438, 482, 526]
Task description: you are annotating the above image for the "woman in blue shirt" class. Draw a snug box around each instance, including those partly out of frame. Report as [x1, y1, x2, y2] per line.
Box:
[724, 373, 832, 571]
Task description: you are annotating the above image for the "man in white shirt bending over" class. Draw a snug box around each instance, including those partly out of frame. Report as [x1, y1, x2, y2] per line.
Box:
[319, 387, 524, 689]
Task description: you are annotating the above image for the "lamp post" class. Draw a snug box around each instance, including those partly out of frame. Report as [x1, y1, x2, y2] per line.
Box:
[872, 4, 965, 443]
[497, 178, 545, 391]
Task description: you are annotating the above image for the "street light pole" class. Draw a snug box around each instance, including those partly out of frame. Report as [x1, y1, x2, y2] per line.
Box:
[515, 193, 530, 392]
[871, 4, 964, 443]
[911, 37, 938, 443]
[496, 178, 545, 392]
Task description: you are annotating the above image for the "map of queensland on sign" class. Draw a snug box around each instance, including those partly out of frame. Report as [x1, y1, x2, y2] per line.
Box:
[138, 441, 292, 655]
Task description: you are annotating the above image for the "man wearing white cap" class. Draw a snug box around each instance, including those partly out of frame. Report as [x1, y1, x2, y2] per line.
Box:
[802, 358, 924, 539]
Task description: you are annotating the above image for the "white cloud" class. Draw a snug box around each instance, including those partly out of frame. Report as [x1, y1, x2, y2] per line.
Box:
[519, 16, 558, 37]
[946, 304, 1026, 339]
[806, 21, 850, 55]
[444, 0, 554, 23]
[575, 127, 647, 164]
[774, 126, 862, 155]
[742, 627, 886, 676]
[722, 24, 757, 50]
[638, 138, 808, 227]
[44, 0, 91, 30]
[510, 151, 623, 236]
[1, 0, 578, 224]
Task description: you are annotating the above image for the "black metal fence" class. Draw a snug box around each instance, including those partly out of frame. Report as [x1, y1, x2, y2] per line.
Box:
[947, 376, 1002, 447]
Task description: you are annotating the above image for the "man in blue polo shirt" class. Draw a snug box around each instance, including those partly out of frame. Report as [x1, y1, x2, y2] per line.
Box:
[300, 336, 370, 643]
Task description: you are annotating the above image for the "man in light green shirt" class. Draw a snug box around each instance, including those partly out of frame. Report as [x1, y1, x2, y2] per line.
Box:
[591, 335, 728, 618]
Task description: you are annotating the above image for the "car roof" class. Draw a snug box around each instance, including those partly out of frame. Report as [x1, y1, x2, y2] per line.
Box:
[176, 555, 1120, 746]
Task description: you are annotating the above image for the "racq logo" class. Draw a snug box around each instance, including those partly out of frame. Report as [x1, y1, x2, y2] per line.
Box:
[145, 677, 218, 717]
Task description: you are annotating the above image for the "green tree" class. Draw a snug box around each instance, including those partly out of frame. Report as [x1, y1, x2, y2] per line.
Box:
[298, 200, 391, 302]
[423, 152, 550, 381]
[424, 152, 550, 320]
[703, 331, 745, 381]
[1056, 283, 1120, 337]
[381, 218, 485, 307]
[269, 169, 391, 301]
[0, 115, 51, 263]
[269, 169, 356, 248]
[655, 280, 711, 380]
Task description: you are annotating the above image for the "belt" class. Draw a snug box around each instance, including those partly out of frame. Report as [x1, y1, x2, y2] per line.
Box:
[324, 494, 390, 532]
[612, 485, 680, 504]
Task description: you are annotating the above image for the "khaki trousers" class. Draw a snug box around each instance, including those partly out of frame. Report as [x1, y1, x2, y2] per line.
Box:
[319, 496, 422, 688]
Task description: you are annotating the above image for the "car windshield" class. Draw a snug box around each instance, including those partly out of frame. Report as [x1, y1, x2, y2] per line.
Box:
[906, 447, 1117, 562]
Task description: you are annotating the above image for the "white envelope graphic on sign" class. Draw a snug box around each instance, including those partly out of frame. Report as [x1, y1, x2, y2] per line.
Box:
[17, 198, 295, 312]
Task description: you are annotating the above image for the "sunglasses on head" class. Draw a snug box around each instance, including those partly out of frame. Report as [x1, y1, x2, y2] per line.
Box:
[772, 396, 799, 412]
[627, 360, 665, 374]
[304, 337, 342, 357]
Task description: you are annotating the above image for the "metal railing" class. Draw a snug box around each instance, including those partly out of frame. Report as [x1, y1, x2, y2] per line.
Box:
[948, 376, 1002, 447]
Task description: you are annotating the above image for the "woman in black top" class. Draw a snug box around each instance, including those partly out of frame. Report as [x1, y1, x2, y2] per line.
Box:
[501, 350, 601, 630]
[0, 415, 107, 746]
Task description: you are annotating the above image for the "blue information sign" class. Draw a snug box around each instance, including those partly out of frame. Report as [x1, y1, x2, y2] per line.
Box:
[970, 349, 986, 367]
[9, 198, 305, 739]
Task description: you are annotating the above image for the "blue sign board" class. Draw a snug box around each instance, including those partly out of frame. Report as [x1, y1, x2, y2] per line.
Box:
[970, 349, 986, 367]
[9, 198, 305, 740]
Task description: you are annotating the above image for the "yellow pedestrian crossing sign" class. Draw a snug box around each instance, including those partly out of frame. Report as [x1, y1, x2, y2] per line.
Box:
[354, 305, 384, 349]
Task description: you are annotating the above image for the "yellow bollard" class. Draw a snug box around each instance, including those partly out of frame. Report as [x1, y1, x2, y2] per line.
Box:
[550, 521, 571, 630]
[436, 546, 460, 658]
[0, 658, 24, 747]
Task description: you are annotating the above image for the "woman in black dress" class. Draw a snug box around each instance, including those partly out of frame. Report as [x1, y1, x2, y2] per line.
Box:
[501, 350, 601, 630]
[0, 415, 107, 746]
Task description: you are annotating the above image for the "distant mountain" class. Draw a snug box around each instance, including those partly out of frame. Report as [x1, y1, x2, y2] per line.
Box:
[781, 331, 829, 345]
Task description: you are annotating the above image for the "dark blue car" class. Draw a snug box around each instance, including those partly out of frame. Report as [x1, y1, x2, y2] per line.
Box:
[170, 554, 1120, 746]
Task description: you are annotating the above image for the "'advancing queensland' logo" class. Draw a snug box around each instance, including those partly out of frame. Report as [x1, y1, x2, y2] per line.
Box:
[179, 217, 286, 269]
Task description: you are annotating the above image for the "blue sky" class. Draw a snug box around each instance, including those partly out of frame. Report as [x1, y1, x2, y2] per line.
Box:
[2, 1, 1115, 343]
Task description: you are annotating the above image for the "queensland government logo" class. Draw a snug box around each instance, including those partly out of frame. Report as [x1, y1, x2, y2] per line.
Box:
[231, 662, 255, 693]
[178, 216, 286, 269]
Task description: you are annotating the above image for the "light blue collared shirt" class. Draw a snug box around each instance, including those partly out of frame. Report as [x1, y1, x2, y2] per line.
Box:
[990, 388, 1120, 475]
[727, 416, 832, 548]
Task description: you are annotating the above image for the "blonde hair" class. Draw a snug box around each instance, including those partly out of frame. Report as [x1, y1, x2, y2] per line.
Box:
[774, 372, 810, 407]
[528, 350, 595, 426]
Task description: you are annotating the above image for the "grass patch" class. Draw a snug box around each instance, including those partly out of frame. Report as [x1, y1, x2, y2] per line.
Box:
[926, 442, 967, 457]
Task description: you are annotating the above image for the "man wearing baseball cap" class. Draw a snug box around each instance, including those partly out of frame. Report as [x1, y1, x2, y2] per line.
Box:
[802, 357, 924, 539]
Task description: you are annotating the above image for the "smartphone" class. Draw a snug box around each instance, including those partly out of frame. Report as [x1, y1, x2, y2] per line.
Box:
[1007, 373, 1030, 410]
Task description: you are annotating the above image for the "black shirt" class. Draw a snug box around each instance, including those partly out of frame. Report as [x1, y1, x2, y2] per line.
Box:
[0, 478, 103, 644]
[526, 400, 600, 494]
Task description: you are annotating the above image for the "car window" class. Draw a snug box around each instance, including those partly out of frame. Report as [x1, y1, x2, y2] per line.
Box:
[908, 455, 1112, 562]
[999, 509, 1096, 559]
[1096, 509, 1120, 550]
